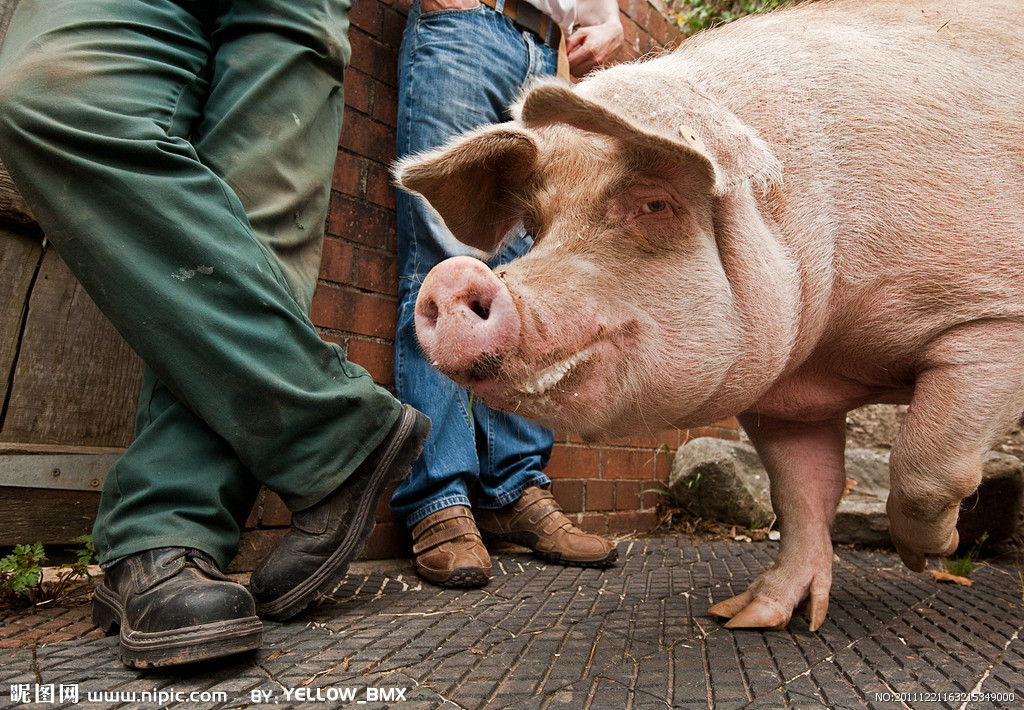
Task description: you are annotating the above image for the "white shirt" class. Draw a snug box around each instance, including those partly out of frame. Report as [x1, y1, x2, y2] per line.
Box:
[527, 0, 576, 33]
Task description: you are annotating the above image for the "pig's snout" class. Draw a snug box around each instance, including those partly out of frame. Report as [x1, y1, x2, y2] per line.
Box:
[415, 256, 521, 383]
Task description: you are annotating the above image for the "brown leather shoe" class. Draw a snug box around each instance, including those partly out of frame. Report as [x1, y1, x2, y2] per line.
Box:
[475, 486, 618, 567]
[411, 505, 491, 588]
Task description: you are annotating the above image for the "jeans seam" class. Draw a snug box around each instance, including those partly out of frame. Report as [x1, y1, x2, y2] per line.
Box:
[477, 473, 550, 510]
[405, 495, 474, 528]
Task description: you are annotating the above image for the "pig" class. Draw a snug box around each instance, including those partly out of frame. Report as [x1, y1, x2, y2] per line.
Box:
[394, 0, 1024, 632]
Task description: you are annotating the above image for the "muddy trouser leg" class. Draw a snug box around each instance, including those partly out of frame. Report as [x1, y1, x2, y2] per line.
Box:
[0, 0, 400, 568]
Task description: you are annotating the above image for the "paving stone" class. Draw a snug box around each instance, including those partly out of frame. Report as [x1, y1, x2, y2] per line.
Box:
[0, 536, 1022, 708]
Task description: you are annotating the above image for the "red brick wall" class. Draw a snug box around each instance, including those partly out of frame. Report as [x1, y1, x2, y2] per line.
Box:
[235, 0, 740, 568]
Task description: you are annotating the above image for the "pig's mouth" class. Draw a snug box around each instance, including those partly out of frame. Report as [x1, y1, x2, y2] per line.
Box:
[513, 345, 597, 397]
[466, 334, 628, 429]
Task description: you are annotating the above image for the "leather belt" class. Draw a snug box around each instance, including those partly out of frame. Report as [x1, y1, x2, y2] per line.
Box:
[479, 0, 563, 50]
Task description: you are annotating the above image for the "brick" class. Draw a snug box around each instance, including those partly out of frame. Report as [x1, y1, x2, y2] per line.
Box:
[685, 426, 730, 440]
[547, 444, 599, 479]
[364, 159, 397, 210]
[585, 479, 615, 511]
[632, 0, 650, 34]
[640, 480, 664, 509]
[551, 479, 584, 513]
[381, 7, 408, 51]
[625, 429, 680, 450]
[654, 445, 673, 481]
[375, 481, 402, 521]
[319, 236, 354, 284]
[348, 28, 399, 86]
[346, 337, 395, 386]
[349, 0, 380, 34]
[372, 80, 399, 128]
[607, 510, 658, 534]
[310, 283, 398, 339]
[621, 20, 642, 60]
[361, 520, 407, 560]
[229, 528, 286, 572]
[353, 245, 397, 294]
[331, 152, 363, 197]
[577, 512, 608, 534]
[602, 448, 656, 480]
[327, 193, 395, 249]
[260, 490, 291, 527]
[636, 30, 654, 58]
[615, 480, 640, 510]
[344, 68, 374, 116]
[339, 110, 395, 164]
[320, 238, 397, 295]
[249, 488, 291, 527]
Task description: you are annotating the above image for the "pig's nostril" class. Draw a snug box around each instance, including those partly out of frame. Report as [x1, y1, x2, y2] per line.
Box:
[421, 298, 439, 327]
[470, 299, 491, 320]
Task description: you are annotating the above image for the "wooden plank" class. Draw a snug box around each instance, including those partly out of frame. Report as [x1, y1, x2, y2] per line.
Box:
[0, 442, 125, 456]
[0, 451, 118, 492]
[0, 227, 41, 407]
[0, 249, 143, 448]
[0, 486, 101, 545]
[0, 165, 36, 231]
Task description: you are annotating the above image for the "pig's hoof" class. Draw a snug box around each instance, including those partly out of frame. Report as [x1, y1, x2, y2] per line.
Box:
[893, 527, 959, 573]
[709, 580, 830, 632]
[709, 594, 789, 630]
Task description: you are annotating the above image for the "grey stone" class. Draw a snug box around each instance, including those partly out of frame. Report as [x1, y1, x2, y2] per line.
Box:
[668, 437, 774, 529]
[670, 438, 1024, 549]
[833, 448, 891, 547]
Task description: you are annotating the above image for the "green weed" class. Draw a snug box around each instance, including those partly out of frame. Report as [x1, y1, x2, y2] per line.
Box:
[0, 535, 97, 608]
[943, 533, 988, 578]
[665, 0, 794, 35]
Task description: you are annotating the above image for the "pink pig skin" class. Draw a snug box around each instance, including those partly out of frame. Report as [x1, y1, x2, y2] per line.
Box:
[396, 0, 1024, 631]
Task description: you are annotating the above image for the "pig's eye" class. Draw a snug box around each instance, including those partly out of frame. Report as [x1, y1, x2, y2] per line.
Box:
[641, 200, 668, 214]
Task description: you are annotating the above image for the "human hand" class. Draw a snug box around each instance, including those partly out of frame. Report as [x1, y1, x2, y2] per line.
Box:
[420, 0, 478, 13]
[566, 20, 623, 77]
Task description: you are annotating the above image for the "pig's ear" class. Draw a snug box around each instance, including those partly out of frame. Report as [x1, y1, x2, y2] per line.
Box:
[518, 79, 778, 195]
[394, 126, 538, 253]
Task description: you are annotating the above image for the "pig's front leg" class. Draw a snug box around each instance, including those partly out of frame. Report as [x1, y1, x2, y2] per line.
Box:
[709, 414, 847, 631]
[888, 324, 1024, 572]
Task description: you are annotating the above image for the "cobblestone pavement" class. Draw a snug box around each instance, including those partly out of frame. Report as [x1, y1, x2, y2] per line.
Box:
[1, 536, 1021, 709]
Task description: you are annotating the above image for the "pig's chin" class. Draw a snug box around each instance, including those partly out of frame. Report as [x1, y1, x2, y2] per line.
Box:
[467, 342, 622, 436]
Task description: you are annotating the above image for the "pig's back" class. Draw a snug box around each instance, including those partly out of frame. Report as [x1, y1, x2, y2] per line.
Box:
[575, 0, 1024, 367]
[671, 0, 1024, 333]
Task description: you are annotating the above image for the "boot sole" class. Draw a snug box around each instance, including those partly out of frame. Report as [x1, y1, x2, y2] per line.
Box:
[417, 565, 491, 588]
[256, 405, 430, 621]
[486, 530, 619, 568]
[92, 582, 262, 668]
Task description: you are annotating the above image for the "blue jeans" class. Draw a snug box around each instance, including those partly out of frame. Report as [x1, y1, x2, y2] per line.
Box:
[390, 0, 557, 527]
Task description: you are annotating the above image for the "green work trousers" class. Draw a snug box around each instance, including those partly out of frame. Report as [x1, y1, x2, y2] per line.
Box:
[0, 0, 401, 568]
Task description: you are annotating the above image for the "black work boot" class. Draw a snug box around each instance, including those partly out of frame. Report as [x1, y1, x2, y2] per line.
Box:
[92, 547, 262, 668]
[250, 403, 430, 620]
